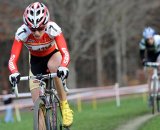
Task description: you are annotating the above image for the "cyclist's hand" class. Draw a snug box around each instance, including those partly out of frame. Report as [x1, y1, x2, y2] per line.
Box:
[57, 67, 69, 80]
[142, 59, 147, 66]
[9, 72, 20, 86]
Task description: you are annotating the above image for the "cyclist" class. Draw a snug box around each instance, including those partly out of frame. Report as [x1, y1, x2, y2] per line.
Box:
[139, 27, 160, 105]
[8, 2, 73, 127]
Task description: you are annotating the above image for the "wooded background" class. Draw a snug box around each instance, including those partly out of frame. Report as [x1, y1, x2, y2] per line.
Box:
[0, 0, 160, 92]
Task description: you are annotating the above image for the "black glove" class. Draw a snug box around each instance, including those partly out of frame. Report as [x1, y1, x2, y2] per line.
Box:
[57, 67, 69, 80]
[9, 72, 20, 86]
[142, 59, 147, 66]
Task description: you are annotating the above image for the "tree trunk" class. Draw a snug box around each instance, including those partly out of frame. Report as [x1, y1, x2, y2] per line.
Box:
[96, 41, 103, 86]
[121, 9, 128, 86]
[68, 62, 77, 88]
[113, 22, 122, 86]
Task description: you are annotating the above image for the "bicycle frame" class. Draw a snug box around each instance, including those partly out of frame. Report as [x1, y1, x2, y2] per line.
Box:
[145, 62, 160, 114]
[145, 62, 160, 96]
[34, 78, 62, 130]
[12, 73, 69, 130]
[151, 66, 159, 96]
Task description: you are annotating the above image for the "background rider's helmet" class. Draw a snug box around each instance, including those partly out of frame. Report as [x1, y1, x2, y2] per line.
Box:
[23, 2, 50, 29]
[142, 27, 155, 39]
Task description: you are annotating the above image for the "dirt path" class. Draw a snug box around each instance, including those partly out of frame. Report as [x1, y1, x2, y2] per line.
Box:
[115, 114, 157, 130]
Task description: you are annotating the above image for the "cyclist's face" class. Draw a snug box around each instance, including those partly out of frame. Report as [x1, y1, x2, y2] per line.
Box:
[146, 37, 154, 45]
[30, 26, 45, 39]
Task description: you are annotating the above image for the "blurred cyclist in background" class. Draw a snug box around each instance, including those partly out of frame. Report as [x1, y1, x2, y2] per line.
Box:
[139, 26, 160, 105]
[2, 89, 14, 123]
[139, 27, 160, 65]
[8, 2, 73, 127]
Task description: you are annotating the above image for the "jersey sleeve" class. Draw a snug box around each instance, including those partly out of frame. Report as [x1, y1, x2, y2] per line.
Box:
[46, 22, 70, 67]
[15, 24, 31, 42]
[139, 39, 146, 60]
[46, 22, 62, 38]
[153, 35, 160, 52]
[8, 25, 30, 73]
[139, 39, 146, 50]
[8, 39, 23, 73]
[55, 33, 70, 67]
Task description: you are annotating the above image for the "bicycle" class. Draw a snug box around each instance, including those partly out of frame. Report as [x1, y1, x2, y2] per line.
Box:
[144, 62, 160, 114]
[12, 73, 70, 130]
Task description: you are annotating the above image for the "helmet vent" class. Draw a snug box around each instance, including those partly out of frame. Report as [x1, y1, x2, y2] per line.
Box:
[30, 10, 34, 16]
[40, 3, 44, 7]
[43, 18, 46, 24]
[28, 18, 33, 24]
[37, 17, 43, 23]
[37, 10, 40, 16]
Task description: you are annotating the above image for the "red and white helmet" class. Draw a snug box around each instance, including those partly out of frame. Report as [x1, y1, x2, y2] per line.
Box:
[23, 2, 50, 28]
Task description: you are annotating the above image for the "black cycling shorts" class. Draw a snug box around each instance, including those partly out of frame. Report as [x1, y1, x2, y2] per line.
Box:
[30, 49, 59, 75]
[147, 52, 160, 62]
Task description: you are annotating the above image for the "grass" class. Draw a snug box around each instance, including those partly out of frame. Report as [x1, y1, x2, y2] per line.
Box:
[71, 95, 150, 130]
[138, 115, 160, 130]
[0, 95, 150, 130]
[0, 111, 33, 130]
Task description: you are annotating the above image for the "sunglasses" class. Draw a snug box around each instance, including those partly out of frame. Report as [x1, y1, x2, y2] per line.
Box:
[30, 27, 45, 32]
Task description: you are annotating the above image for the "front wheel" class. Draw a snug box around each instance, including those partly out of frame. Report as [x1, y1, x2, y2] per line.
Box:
[150, 78, 159, 114]
[50, 96, 64, 130]
[157, 95, 160, 112]
[33, 98, 51, 130]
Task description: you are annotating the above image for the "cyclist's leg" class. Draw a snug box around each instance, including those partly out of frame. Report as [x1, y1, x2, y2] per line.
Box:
[47, 51, 67, 100]
[146, 55, 155, 105]
[30, 88, 39, 102]
[47, 51, 73, 127]
[30, 52, 55, 100]
[156, 53, 160, 92]
[147, 68, 153, 94]
[30, 54, 51, 130]
[148, 73, 153, 106]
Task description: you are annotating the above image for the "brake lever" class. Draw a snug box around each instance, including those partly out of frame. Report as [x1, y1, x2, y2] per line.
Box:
[12, 81, 16, 93]
[61, 77, 69, 92]
[12, 81, 19, 97]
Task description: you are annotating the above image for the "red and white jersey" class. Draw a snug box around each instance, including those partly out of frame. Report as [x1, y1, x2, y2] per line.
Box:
[8, 21, 70, 73]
